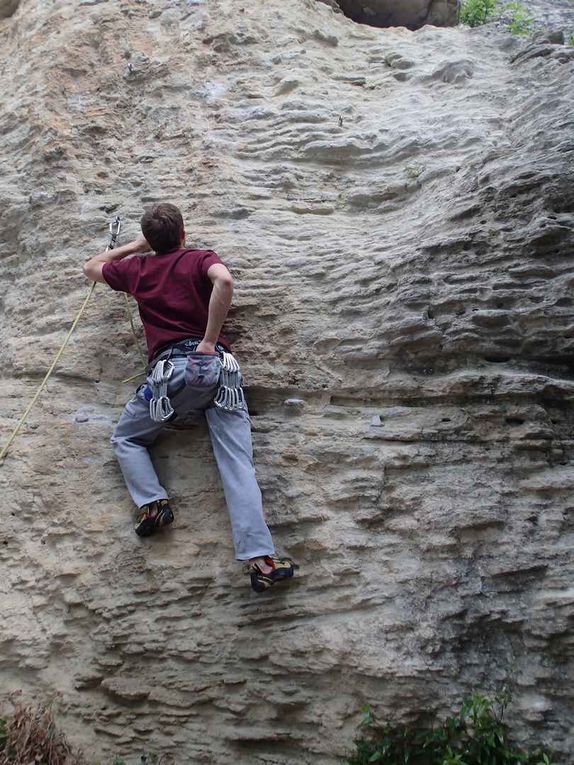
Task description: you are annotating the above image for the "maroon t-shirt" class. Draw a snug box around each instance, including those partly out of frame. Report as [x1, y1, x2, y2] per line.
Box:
[102, 248, 230, 361]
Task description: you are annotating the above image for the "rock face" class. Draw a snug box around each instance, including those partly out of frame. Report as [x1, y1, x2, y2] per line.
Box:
[0, 1, 573, 763]
[337, 0, 459, 29]
[317, 0, 343, 12]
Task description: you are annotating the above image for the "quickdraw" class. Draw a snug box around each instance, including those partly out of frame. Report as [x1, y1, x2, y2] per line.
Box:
[149, 359, 175, 422]
[108, 215, 122, 248]
[214, 352, 246, 412]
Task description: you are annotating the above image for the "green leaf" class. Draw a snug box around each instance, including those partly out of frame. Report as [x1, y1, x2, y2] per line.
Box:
[348, 693, 556, 765]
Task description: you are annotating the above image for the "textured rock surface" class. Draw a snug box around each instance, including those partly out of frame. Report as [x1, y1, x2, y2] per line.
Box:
[498, 0, 574, 35]
[337, 0, 459, 30]
[1, 1, 573, 763]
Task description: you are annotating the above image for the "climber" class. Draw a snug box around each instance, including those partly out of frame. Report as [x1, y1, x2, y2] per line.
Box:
[82, 202, 295, 593]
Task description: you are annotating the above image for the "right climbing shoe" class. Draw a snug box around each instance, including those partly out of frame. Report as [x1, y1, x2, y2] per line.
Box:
[135, 499, 174, 537]
[246, 556, 297, 593]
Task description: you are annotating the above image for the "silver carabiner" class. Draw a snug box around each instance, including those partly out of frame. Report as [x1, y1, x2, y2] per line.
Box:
[108, 215, 122, 250]
[150, 395, 174, 423]
[149, 360, 175, 422]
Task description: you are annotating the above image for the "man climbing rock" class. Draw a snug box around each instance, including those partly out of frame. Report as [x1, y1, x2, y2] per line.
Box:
[83, 203, 295, 593]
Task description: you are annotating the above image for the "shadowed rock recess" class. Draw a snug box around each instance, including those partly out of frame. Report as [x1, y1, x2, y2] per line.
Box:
[336, 0, 459, 30]
[0, 0, 573, 763]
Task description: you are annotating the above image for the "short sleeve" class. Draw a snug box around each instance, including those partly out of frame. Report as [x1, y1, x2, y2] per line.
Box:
[197, 250, 224, 279]
[102, 258, 139, 293]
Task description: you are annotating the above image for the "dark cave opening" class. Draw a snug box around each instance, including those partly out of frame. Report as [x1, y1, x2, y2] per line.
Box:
[335, 0, 460, 31]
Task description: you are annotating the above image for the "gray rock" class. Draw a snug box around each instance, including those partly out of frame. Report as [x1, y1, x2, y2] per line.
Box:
[429, 59, 474, 84]
[533, 28, 565, 44]
[316, 0, 343, 12]
[283, 398, 306, 412]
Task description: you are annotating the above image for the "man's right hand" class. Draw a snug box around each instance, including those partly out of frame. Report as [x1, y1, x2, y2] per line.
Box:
[83, 235, 150, 283]
[133, 234, 150, 253]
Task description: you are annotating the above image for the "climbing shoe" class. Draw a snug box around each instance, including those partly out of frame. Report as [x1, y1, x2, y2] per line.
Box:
[246, 556, 297, 593]
[135, 499, 174, 537]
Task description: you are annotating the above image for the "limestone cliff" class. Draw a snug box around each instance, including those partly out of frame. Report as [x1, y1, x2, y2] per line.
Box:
[0, 1, 573, 763]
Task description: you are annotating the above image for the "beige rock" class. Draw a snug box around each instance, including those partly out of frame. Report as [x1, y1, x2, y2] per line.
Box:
[0, 0, 573, 763]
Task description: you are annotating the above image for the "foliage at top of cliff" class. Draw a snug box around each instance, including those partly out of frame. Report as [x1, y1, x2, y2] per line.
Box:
[460, 0, 534, 33]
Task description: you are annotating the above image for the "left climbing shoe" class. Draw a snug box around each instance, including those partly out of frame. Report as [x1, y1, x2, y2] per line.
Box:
[135, 499, 174, 537]
[246, 556, 297, 593]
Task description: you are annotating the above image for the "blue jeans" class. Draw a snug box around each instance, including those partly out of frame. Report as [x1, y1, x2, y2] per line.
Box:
[110, 352, 275, 561]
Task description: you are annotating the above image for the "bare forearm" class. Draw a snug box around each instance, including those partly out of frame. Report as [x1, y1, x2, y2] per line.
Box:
[203, 279, 233, 345]
[83, 236, 149, 283]
[86, 240, 142, 268]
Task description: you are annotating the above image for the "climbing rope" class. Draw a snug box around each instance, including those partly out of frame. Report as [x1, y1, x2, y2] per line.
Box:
[0, 282, 98, 465]
[0, 216, 144, 465]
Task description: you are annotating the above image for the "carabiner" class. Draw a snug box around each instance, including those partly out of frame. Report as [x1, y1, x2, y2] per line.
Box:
[108, 216, 122, 250]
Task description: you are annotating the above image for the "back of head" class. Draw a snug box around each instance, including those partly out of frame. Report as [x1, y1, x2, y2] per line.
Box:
[141, 203, 184, 254]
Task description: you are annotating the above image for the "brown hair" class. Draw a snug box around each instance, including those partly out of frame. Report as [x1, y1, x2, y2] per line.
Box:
[140, 203, 184, 253]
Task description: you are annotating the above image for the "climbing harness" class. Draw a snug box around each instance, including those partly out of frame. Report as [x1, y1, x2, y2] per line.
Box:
[149, 359, 176, 423]
[0, 216, 139, 464]
[146, 344, 247, 422]
[214, 352, 246, 412]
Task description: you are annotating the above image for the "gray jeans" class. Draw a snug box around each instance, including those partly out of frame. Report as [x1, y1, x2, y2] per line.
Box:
[110, 352, 275, 561]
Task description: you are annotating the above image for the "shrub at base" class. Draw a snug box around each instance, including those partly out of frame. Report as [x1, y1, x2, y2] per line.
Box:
[348, 693, 556, 765]
[0, 696, 84, 765]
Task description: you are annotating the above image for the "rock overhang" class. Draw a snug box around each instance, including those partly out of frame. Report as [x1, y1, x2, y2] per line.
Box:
[335, 0, 460, 30]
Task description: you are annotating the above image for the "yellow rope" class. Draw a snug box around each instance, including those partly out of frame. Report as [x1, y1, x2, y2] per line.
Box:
[0, 281, 97, 465]
[0, 220, 150, 465]
[122, 370, 147, 384]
